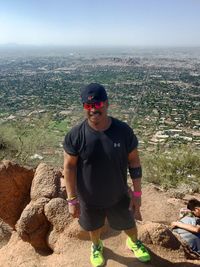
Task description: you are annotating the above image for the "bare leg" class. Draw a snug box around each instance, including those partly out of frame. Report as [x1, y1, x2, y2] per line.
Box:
[124, 226, 138, 242]
[89, 227, 105, 266]
[89, 227, 102, 245]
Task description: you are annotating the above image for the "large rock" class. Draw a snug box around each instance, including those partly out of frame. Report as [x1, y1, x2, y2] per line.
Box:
[16, 198, 51, 251]
[0, 160, 34, 228]
[44, 198, 72, 251]
[31, 163, 61, 200]
[44, 198, 71, 231]
[138, 222, 181, 249]
[15, 164, 66, 251]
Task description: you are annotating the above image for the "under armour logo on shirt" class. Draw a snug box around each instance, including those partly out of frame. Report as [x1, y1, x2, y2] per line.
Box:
[114, 143, 121, 148]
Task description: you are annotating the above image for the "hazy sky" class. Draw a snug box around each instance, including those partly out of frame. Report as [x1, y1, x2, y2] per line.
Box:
[1, 0, 200, 47]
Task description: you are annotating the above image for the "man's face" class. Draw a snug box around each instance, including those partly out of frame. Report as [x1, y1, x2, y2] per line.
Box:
[193, 207, 200, 217]
[83, 100, 108, 125]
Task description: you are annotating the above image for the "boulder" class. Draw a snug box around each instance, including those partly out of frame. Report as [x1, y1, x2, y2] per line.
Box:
[138, 222, 181, 249]
[44, 198, 71, 231]
[44, 198, 72, 250]
[15, 165, 68, 252]
[31, 163, 61, 200]
[0, 160, 34, 228]
[16, 198, 50, 251]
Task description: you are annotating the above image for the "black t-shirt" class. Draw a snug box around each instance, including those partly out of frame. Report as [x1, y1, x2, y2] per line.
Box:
[63, 117, 138, 208]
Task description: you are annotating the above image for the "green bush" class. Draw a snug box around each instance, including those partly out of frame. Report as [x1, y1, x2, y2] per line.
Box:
[142, 146, 200, 190]
[0, 116, 67, 166]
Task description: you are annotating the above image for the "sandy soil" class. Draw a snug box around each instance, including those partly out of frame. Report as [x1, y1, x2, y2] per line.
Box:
[0, 184, 200, 267]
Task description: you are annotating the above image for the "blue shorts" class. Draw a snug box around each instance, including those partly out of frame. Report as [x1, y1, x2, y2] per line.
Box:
[79, 194, 135, 231]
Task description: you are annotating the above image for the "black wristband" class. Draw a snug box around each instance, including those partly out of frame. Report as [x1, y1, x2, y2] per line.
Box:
[129, 166, 142, 179]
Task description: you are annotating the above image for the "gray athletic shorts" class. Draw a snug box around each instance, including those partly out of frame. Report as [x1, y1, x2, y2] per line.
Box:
[79, 194, 135, 231]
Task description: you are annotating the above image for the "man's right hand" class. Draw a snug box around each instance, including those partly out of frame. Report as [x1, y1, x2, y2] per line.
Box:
[68, 203, 80, 218]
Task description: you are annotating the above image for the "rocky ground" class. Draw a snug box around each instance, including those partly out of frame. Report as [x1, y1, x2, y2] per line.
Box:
[0, 160, 200, 267]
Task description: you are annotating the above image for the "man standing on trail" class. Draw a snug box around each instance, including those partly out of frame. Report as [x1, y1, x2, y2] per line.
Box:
[63, 83, 150, 266]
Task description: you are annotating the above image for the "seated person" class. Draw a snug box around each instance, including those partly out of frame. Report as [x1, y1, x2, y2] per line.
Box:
[171, 198, 200, 254]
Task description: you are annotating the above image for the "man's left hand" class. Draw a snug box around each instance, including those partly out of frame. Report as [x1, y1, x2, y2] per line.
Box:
[128, 190, 142, 221]
[132, 196, 142, 221]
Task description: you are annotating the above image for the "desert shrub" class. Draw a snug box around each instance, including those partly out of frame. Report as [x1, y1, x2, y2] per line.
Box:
[0, 116, 68, 166]
[0, 124, 19, 159]
[142, 146, 200, 190]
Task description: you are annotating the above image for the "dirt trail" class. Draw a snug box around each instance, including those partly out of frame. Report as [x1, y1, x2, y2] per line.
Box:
[0, 184, 200, 267]
[0, 230, 156, 267]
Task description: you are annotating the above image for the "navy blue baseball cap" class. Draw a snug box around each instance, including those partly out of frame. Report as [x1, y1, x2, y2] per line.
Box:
[81, 83, 108, 103]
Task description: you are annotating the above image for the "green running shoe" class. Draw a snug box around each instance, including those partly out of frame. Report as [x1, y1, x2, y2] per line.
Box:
[90, 240, 105, 267]
[126, 238, 151, 262]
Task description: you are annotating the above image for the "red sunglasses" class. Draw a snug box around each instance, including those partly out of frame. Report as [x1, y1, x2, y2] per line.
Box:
[83, 101, 104, 110]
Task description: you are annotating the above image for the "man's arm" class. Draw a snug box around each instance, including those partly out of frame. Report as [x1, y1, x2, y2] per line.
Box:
[63, 151, 79, 218]
[128, 148, 142, 192]
[64, 151, 78, 198]
[128, 148, 142, 220]
[171, 221, 200, 233]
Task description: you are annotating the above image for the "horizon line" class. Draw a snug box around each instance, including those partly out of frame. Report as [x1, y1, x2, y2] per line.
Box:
[0, 44, 200, 49]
